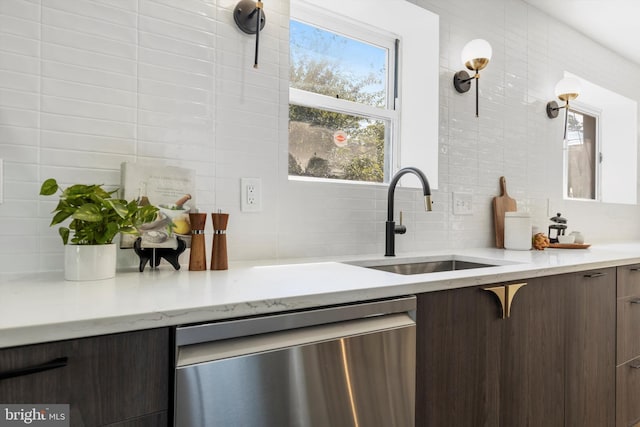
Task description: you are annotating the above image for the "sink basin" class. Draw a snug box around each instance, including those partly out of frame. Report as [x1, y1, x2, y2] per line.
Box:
[366, 260, 496, 275]
[346, 256, 504, 275]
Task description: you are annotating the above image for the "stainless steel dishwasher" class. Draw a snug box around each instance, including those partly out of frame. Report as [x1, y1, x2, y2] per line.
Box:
[174, 296, 416, 427]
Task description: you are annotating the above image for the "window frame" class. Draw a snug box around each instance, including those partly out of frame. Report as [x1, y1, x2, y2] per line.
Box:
[563, 103, 602, 202]
[288, 4, 400, 184]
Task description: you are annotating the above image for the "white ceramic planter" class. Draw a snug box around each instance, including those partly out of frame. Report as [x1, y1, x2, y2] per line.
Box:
[64, 244, 117, 281]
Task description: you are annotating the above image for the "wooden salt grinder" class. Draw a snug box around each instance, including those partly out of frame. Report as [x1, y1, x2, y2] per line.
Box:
[188, 213, 207, 271]
[211, 212, 229, 270]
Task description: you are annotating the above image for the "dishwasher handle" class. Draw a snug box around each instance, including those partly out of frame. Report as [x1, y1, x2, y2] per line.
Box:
[176, 312, 415, 368]
[176, 296, 416, 347]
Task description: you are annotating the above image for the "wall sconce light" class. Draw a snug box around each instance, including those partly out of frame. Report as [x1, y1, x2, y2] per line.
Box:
[233, 0, 266, 68]
[546, 77, 581, 140]
[453, 39, 492, 117]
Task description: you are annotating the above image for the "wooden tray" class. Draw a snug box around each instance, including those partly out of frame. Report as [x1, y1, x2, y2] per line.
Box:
[548, 243, 591, 249]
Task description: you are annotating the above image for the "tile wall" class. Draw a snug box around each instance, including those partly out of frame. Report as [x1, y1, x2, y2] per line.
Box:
[1, 0, 639, 274]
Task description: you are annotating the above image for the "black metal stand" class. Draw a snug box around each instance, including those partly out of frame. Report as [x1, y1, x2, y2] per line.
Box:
[134, 237, 187, 272]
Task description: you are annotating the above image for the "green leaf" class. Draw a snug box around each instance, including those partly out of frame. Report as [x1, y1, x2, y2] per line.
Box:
[50, 210, 73, 226]
[108, 200, 129, 219]
[59, 227, 70, 245]
[64, 184, 91, 197]
[40, 178, 59, 196]
[73, 204, 102, 222]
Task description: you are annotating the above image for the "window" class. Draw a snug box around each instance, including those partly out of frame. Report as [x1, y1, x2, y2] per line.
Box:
[561, 72, 637, 204]
[565, 108, 599, 200]
[288, 11, 398, 183]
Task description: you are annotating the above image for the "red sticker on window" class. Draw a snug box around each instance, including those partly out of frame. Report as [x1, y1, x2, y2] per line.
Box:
[333, 131, 348, 147]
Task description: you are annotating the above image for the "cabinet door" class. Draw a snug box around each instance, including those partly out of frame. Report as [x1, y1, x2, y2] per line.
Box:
[501, 276, 565, 427]
[617, 264, 640, 365]
[0, 328, 169, 427]
[416, 287, 502, 427]
[617, 356, 640, 427]
[566, 268, 615, 427]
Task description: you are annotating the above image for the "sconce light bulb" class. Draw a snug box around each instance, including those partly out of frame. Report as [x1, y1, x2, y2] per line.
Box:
[554, 77, 581, 102]
[461, 39, 492, 71]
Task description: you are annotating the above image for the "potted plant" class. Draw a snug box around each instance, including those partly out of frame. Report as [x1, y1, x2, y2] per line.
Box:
[40, 178, 158, 281]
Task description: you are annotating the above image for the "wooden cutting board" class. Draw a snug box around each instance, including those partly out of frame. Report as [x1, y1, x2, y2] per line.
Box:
[492, 176, 517, 248]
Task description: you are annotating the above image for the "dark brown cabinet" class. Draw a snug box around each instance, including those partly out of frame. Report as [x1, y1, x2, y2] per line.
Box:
[616, 264, 640, 427]
[0, 328, 170, 427]
[416, 268, 615, 427]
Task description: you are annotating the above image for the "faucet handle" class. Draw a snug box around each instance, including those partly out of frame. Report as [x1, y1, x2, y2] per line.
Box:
[395, 211, 407, 235]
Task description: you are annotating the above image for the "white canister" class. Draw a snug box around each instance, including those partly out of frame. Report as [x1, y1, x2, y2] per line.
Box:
[504, 212, 532, 250]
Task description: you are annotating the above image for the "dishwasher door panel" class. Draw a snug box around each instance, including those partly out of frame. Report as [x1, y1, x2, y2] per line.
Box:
[175, 319, 415, 427]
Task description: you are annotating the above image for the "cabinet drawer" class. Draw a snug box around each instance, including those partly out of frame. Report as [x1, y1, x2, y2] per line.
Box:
[0, 329, 169, 427]
[617, 296, 640, 365]
[617, 264, 640, 298]
[617, 357, 640, 427]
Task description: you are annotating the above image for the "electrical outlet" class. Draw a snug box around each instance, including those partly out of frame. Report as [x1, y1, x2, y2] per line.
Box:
[453, 192, 473, 215]
[241, 178, 262, 212]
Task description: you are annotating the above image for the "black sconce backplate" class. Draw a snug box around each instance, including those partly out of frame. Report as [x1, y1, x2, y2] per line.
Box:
[234, 0, 266, 34]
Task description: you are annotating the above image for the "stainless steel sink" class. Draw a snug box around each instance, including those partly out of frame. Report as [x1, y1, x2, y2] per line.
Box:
[346, 256, 503, 275]
[366, 260, 496, 275]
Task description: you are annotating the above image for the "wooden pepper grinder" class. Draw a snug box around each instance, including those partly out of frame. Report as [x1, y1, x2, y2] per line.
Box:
[188, 212, 207, 271]
[211, 210, 229, 270]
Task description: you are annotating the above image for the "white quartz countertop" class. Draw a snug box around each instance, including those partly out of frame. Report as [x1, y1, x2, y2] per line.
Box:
[3, 244, 640, 349]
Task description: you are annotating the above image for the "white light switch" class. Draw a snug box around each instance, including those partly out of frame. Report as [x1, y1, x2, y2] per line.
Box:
[453, 192, 473, 215]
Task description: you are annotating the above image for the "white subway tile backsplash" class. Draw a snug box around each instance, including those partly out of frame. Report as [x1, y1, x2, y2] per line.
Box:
[42, 78, 136, 107]
[0, 15, 40, 40]
[0, 88, 38, 110]
[40, 113, 135, 139]
[139, 15, 215, 47]
[0, 108, 38, 128]
[39, 166, 120, 187]
[0, 0, 40, 20]
[42, 96, 136, 123]
[138, 78, 211, 103]
[0, 0, 639, 275]
[0, 51, 39, 75]
[4, 162, 37, 182]
[138, 63, 213, 90]
[0, 126, 38, 147]
[139, 31, 214, 62]
[42, 26, 137, 60]
[44, 0, 137, 27]
[140, 1, 216, 33]
[138, 95, 211, 118]
[139, 47, 215, 76]
[42, 61, 136, 92]
[40, 149, 134, 170]
[41, 131, 135, 154]
[42, 7, 136, 44]
[42, 43, 136, 76]
[0, 70, 39, 93]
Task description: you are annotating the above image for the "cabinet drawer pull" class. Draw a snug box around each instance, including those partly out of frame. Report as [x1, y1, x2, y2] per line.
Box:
[583, 272, 607, 278]
[0, 357, 68, 381]
[630, 362, 640, 369]
[629, 268, 640, 272]
[630, 299, 640, 305]
[482, 283, 527, 319]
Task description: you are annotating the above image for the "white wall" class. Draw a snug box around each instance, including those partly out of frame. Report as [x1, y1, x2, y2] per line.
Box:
[1, 0, 640, 275]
